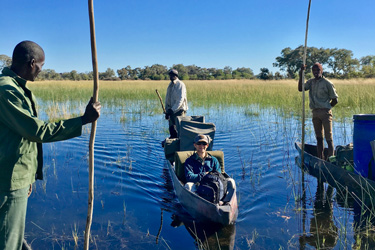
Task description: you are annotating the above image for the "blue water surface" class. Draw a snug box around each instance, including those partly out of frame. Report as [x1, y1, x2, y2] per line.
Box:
[25, 101, 365, 249]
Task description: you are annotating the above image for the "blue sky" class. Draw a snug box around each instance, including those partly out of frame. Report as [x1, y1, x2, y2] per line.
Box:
[0, 0, 374, 75]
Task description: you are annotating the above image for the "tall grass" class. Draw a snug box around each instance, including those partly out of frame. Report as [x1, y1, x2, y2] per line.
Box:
[29, 78, 375, 118]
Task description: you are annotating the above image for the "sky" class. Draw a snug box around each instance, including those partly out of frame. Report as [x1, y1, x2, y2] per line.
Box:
[0, 0, 374, 75]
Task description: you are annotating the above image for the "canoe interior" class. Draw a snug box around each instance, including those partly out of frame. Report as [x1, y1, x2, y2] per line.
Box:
[167, 160, 238, 225]
[295, 142, 375, 206]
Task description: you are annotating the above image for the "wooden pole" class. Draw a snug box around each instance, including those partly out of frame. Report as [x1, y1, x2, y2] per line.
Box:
[155, 89, 166, 114]
[301, 0, 312, 168]
[85, 0, 99, 249]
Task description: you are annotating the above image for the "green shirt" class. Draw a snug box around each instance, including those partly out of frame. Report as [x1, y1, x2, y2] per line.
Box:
[305, 77, 339, 110]
[0, 67, 82, 191]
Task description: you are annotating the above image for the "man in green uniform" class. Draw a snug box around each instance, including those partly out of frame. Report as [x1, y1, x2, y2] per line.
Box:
[298, 63, 338, 159]
[0, 41, 101, 249]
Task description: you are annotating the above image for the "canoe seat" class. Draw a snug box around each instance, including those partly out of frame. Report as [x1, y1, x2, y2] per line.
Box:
[174, 150, 225, 183]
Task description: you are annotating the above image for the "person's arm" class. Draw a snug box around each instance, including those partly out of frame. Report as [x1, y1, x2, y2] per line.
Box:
[81, 98, 101, 125]
[330, 98, 338, 107]
[326, 81, 339, 108]
[0, 90, 97, 143]
[212, 157, 222, 173]
[185, 158, 205, 183]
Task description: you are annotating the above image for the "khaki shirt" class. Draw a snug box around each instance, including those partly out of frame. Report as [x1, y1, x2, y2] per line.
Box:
[165, 78, 188, 114]
[0, 67, 82, 191]
[305, 77, 338, 110]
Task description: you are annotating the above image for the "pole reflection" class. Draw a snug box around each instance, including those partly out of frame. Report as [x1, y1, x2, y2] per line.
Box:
[299, 181, 338, 249]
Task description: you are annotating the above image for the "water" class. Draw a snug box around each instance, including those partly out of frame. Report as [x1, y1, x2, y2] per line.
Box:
[24, 102, 371, 249]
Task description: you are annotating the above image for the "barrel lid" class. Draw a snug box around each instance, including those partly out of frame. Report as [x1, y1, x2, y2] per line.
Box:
[353, 114, 375, 120]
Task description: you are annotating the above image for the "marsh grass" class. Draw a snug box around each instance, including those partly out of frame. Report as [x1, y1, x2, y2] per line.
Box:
[27, 78, 375, 248]
[29, 78, 375, 119]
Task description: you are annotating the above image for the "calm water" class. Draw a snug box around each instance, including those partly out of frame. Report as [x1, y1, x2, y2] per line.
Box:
[24, 101, 372, 249]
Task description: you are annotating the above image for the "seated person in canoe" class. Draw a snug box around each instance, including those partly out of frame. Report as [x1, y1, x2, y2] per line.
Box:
[184, 134, 220, 183]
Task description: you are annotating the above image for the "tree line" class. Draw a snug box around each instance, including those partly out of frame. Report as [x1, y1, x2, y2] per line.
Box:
[1, 46, 374, 81]
[273, 45, 375, 79]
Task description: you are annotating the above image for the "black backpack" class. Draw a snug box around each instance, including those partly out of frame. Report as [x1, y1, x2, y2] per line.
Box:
[196, 171, 227, 204]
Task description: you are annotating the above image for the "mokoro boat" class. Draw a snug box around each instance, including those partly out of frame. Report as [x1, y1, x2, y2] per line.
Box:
[166, 154, 238, 225]
[295, 141, 375, 206]
[163, 116, 238, 225]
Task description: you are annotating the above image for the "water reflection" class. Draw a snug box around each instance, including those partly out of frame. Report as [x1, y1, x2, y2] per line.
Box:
[170, 213, 236, 250]
[352, 201, 375, 248]
[299, 181, 338, 249]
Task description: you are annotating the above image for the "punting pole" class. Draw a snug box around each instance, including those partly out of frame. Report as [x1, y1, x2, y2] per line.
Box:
[156, 89, 166, 114]
[301, 0, 312, 169]
[85, 0, 99, 249]
[300, 0, 311, 246]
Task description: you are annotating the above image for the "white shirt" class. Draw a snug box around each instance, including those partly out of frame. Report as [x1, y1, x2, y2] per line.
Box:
[165, 78, 188, 113]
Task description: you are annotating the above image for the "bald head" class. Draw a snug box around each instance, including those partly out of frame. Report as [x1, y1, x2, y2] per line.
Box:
[12, 41, 44, 67]
[11, 41, 45, 81]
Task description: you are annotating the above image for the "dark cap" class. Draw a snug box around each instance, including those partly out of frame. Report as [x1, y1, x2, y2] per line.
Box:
[169, 69, 178, 76]
[194, 134, 209, 144]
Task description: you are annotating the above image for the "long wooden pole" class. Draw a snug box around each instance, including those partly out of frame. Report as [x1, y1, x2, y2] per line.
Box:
[155, 89, 166, 114]
[300, 1, 311, 245]
[301, 0, 312, 168]
[85, 0, 99, 249]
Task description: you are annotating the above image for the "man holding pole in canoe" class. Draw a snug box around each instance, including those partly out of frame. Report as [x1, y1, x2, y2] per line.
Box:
[0, 41, 101, 250]
[298, 62, 338, 160]
[165, 69, 188, 138]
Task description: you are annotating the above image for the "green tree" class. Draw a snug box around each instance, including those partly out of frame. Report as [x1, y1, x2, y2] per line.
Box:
[37, 69, 62, 80]
[172, 64, 188, 80]
[117, 67, 129, 80]
[79, 72, 90, 80]
[223, 66, 232, 75]
[197, 67, 209, 80]
[69, 70, 81, 81]
[214, 69, 224, 80]
[0, 54, 11, 72]
[258, 68, 270, 80]
[327, 48, 359, 78]
[360, 55, 375, 78]
[274, 72, 284, 80]
[274, 46, 332, 78]
[233, 67, 254, 79]
[100, 68, 116, 80]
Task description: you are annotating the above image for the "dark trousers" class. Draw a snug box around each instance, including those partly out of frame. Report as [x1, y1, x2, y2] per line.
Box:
[168, 110, 186, 138]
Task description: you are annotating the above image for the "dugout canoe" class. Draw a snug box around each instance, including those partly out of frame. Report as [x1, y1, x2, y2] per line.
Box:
[163, 115, 238, 224]
[166, 159, 238, 225]
[295, 141, 375, 206]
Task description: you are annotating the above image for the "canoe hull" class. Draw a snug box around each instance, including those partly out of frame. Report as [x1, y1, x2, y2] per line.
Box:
[295, 142, 375, 206]
[167, 161, 238, 225]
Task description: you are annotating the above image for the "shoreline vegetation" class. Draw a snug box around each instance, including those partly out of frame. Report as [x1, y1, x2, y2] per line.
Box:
[29, 78, 375, 119]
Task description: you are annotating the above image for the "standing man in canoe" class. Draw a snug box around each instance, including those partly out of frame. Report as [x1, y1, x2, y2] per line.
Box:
[165, 69, 188, 138]
[0, 40, 101, 250]
[298, 62, 338, 159]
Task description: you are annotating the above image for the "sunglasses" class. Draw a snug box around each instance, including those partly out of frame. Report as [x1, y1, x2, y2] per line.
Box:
[196, 142, 207, 146]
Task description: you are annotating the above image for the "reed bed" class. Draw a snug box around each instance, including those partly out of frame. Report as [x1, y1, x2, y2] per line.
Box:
[29, 79, 375, 119]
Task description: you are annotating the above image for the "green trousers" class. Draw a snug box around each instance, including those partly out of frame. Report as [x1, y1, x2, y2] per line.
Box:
[0, 187, 29, 250]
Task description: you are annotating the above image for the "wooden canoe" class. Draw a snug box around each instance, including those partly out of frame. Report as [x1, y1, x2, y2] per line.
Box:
[295, 141, 375, 206]
[166, 160, 238, 225]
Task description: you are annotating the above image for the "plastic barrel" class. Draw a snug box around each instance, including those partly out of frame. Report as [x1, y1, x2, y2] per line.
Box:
[353, 114, 375, 179]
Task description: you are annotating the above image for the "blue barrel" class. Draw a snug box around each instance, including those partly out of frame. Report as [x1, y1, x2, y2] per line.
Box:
[353, 114, 375, 179]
